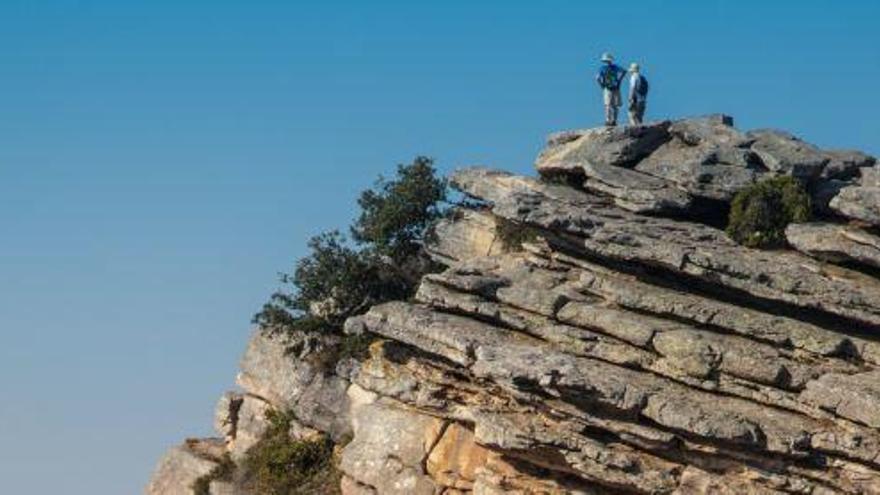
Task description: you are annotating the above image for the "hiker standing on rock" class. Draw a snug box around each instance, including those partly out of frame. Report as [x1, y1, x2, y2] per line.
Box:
[628, 63, 649, 125]
[596, 52, 627, 126]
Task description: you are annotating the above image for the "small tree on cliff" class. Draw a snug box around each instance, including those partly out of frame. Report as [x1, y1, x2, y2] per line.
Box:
[254, 157, 447, 335]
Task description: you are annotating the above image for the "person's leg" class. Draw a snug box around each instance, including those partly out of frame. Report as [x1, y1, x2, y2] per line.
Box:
[603, 89, 614, 126]
[611, 90, 622, 126]
[628, 107, 638, 126]
[636, 101, 646, 124]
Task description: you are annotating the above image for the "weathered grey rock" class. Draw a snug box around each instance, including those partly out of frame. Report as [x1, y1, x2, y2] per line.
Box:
[830, 185, 880, 226]
[786, 222, 880, 269]
[667, 114, 752, 148]
[236, 329, 351, 440]
[227, 395, 272, 461]
[801, 370, 880, 428]
[452, 167, 880, 327]
[146, 443, 219, 495]
[578, 161, 693, 213]
[822, 149, 876, 180]
[153, 118, 880, 495]
[747, 129, 829, 179]
[427, 208, 505, 264]
[339, 402, 444, 495]
[634, 137, 764, 201]
[861, 165, 880, 187]
[359, 301, 880, 465]
[536, 121, 671, 174]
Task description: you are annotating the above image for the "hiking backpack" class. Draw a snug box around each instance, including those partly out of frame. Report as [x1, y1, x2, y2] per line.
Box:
[636, 75, 649, 98]
[598, 65, 621, 90]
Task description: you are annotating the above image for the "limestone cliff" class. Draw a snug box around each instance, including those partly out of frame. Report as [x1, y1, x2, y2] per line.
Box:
[148, 115, 880, 494]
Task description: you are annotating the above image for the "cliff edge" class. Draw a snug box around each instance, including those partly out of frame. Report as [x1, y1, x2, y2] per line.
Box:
[148, 115, 880, 494]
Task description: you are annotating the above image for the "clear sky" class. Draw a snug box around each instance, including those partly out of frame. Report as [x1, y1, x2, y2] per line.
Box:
[1, 1, 878, 493]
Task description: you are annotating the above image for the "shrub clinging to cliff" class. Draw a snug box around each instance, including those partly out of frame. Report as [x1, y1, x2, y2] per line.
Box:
[254, 157, 447, 335]
[726, 176, 811, 248]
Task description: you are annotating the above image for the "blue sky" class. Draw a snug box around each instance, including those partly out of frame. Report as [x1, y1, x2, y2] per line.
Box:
[1, 1, 878, 493]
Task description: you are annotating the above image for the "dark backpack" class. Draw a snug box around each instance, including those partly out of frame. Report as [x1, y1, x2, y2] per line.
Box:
[598, 65, 622, 90]
[636, 75, 649, 97]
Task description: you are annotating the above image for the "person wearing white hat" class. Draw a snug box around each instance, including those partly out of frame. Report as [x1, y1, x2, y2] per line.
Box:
[628, 62, 649, 125]
[596, 52, 627, 126]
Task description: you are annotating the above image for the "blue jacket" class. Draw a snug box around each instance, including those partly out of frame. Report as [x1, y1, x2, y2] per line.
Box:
[597, 63, 626, 90]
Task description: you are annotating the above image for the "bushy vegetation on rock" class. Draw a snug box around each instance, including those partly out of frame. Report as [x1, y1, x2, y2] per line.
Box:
[239, 410, 339, 495]
[726, 176, 811, 248]
[253, 156, 447, 339]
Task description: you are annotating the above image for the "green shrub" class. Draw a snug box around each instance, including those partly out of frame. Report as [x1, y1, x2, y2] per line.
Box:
[726, 176, 811, 248]
[254, 157, 448, 338]
[239, 410, 339, 495]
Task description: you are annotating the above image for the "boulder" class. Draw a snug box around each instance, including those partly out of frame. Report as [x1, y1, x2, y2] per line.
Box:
[786, 222, 880, 269]
[746, 129, 829, 179]
[829, 185, 880, 226]
[535, 121, 671, 175]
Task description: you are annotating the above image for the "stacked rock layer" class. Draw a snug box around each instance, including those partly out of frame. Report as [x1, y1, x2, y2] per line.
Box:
[149, 116, 880, 494]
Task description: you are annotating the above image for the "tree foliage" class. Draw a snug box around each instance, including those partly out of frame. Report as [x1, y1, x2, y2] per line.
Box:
[726, 176, 811, 248]
[254, 157, 447, 336]
[352, 156, 447, 262]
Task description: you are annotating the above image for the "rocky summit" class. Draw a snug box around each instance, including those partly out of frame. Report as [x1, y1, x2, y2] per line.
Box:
[148, 115, 880, 494]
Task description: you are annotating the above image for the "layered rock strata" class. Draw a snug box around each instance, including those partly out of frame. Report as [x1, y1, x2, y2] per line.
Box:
[149, 116, 880, 494]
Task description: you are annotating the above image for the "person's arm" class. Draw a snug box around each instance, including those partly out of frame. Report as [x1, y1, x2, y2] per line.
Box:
[628, 74, 637, 103]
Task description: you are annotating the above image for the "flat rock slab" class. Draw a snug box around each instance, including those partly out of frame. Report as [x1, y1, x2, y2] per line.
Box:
[579, 161, 693, 213]
[800, 370, 880, 428]
[786, 222, 880, 269]
[634, 139, 764, 201]
[747, 129, 828, 179]
[536, 121, 671, 175]
[830, 185, 880, 226]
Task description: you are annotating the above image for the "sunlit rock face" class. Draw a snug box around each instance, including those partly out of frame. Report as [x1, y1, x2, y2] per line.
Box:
[149, 116, 880, 494]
